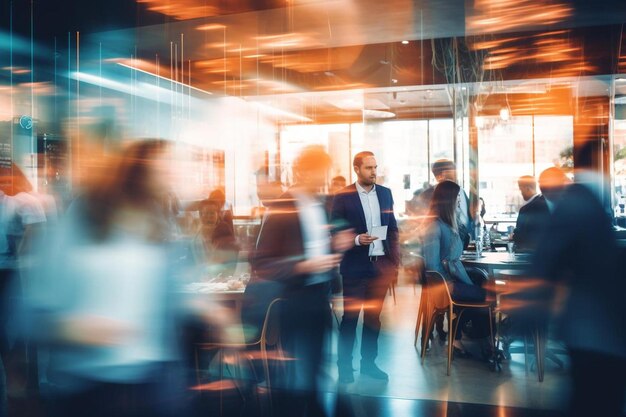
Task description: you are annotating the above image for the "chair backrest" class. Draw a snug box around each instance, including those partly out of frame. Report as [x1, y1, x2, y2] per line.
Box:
[424, 271, 452, 310]
[465, 266, 489, 287]
[260, 298, 284, 348]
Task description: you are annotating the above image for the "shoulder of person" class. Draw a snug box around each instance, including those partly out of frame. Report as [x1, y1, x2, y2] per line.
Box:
[334, 184, 357, 200]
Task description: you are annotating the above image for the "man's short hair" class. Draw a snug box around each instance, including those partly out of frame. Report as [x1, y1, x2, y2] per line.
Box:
[332, 175, 346, 184]
[353, 151, 375, 168]
[538, 167, 568, 197]
[431, 159, 455, 178]
[517, 175, 536, 188]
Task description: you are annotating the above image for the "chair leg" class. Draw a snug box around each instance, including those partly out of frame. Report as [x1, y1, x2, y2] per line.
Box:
[447, 306, 457, 376]
[260, 344, 273, 417]
[421, 310, 436, 363]
[391, 282, 397, 305]
[414, 290, 425, 346]
[519, 326, 526, 374]
[534, 325, 545, 382]
[488, 308, 499, 371]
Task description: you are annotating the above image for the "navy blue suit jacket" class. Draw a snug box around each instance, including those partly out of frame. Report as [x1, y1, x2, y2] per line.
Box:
[330, 183, 400, 279]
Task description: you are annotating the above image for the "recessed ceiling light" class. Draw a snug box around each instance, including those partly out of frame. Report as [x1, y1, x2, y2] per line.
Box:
[401, 40, 409, 45]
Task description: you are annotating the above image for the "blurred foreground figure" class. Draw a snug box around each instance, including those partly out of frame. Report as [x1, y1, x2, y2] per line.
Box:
[532, 170, 625, 417]
[25, 140, 192, 417]
[248, 146, 352, 417]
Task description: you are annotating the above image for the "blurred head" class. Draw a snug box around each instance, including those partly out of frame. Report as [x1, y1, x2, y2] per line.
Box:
[199, 199, 220, 226]
[479, 197, 486, 218]
[292, 145, 332, 193]
[539, 167, 569, 203]
[330, 175, 347, 194]
[429, 180, 460, 231]
[257, 180, 284, 205]
[208, 189, 226, 211]
[353, 151, 377, 187]
[86, 139, 171, 241]
[431, 159, 457, 183]
[517, 175, 537, 201]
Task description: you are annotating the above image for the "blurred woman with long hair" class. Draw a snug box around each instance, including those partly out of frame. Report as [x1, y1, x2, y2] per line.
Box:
[27, 139, 189, 417]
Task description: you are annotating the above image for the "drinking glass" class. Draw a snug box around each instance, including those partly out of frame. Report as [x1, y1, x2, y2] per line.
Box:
[506, 241, 515, 261]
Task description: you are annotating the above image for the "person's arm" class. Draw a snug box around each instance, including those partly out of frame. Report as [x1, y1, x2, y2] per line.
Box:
[421, 221, 447, 278]
[386, 191, 401, 267]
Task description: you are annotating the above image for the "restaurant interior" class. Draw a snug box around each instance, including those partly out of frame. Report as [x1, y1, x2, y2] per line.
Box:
[1, 1, 626, 416]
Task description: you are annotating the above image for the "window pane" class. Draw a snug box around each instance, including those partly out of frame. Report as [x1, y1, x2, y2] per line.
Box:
[533, 116, 574, 174]
[478, 116, 533, 217]
[355, 120, 429, 214]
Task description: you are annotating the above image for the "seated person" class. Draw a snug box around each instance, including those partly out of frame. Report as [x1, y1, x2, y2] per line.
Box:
[421, 180, 491, 356]
[208, 188, 234, 233]
[192, 199, 239, 275]
[513, 175, 549, 252]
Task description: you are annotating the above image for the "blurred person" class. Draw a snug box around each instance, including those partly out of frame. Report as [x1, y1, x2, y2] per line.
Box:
[0, 165, 47, 398]
[406, 181, 431, 217]
[531, 170, 625, 417]
[207, 188, 234, 234]
[414, 160, 473, 248]
[325, 175, 347, 217]
[329, 175, 347, 195]
[478, 197, 486, 220]
[421, 180, 491, 357]
[331, 151, 400, 384]
[0, 190, 15, 417]
[538, 167, 569, 213]
[247, 146, 353, 416]
[251, 177, 284, 221]
[25, 139, 230, 417]
[4, 164, 47, 257]
[191, 198, 239, 275]
[513, 175, 550, 252]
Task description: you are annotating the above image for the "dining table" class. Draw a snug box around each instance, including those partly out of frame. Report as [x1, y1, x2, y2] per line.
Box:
[460, 251, 532, 277]
[181, 281, 247, 315]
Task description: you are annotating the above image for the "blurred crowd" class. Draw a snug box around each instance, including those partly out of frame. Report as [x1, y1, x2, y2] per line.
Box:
[0, 140, 623, 417]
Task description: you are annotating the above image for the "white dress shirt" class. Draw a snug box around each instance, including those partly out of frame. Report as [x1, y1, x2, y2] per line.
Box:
[294, 192, 332, 285]
[354, 182, 385, 256]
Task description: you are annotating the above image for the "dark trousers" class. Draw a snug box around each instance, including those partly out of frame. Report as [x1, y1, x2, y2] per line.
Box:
[568, 350, 626, 417]
[338, 257, 394, 368]
[430, 280, 488, 341]
[275, 284, 331, 417]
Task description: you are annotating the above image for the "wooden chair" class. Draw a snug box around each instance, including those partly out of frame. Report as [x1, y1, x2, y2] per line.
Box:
[420, 271, 495, 376]
[194, 298, 285, 414]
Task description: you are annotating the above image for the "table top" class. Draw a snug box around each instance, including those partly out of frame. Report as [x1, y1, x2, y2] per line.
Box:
[180, 282, 246, 300]
[460, 251, 532, 269]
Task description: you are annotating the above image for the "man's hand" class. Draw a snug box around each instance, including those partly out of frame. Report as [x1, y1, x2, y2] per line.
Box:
[295, 254, 342, 275]
[332, 229, 355, 253]
[357, 233, 378, 246]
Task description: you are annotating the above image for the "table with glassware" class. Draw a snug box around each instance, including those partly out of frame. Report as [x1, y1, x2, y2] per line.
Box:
[181, 273, 249, 314]
[460, 251, 532, 277]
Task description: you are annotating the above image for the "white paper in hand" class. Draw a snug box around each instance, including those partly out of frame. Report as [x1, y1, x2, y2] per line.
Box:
[371, 225, 388, 241]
